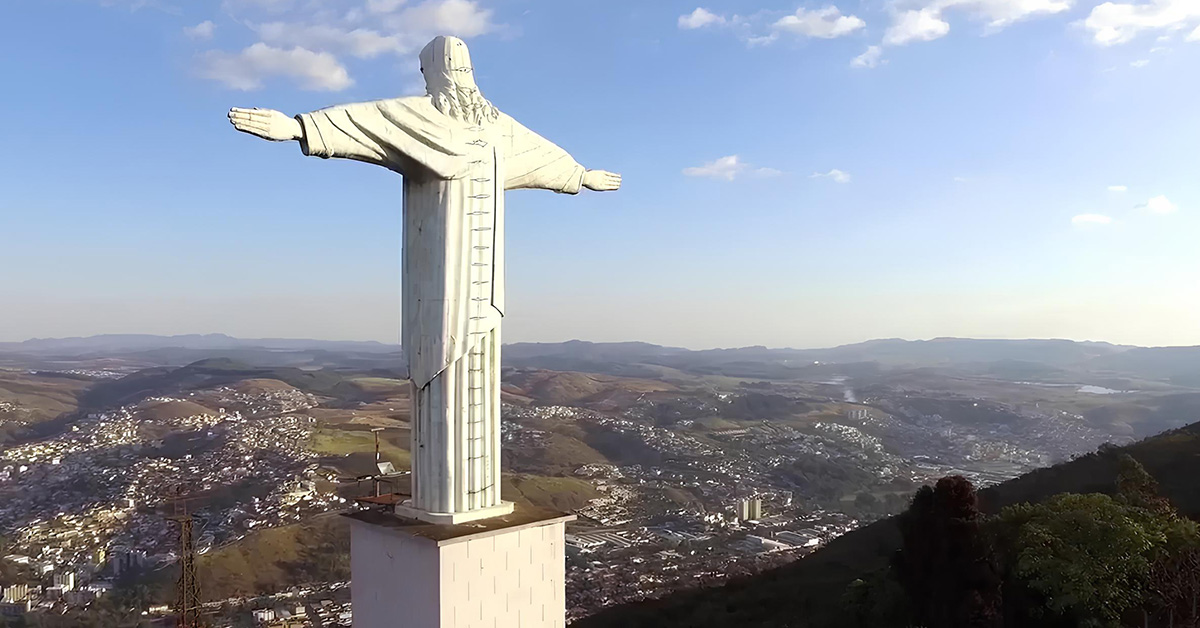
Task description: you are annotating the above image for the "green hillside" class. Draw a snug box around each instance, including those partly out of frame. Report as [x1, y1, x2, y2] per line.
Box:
[578, 418, 1200, 628]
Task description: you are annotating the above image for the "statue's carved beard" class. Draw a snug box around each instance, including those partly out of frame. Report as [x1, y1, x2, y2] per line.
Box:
[431, 85, 500, 127]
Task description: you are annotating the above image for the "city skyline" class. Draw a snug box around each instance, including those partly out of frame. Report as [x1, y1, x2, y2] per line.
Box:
[3, 0, 1198, 349]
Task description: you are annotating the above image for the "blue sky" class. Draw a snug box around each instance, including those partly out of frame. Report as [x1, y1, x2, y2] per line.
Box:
[1, 0, 1198, 348]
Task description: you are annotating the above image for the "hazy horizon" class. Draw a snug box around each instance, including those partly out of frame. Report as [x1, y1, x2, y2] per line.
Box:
[3, 329, 1196, 352]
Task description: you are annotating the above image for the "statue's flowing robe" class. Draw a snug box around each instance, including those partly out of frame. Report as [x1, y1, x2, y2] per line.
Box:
[295, 97, 585, 514]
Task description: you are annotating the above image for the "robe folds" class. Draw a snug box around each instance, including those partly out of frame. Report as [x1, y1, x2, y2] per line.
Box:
[295, 96, 585, 514]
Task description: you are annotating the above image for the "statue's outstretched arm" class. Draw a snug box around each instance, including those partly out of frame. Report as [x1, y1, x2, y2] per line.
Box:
[504, 118, 621, 194]
[228, 108, 301, 142]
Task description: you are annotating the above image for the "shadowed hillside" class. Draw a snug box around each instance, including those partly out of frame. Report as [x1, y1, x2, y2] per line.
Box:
[78, 359, 368, 410]
[578, 417, 1200, 628]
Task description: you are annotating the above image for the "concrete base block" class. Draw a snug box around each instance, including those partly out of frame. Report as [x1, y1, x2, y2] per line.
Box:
[346, 506, 574, 628]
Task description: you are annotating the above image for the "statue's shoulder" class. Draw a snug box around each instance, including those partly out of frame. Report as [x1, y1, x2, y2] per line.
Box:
[377, 95, 437, 113]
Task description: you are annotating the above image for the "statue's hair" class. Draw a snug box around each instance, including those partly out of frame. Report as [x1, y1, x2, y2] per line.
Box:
[431, 83, 499, 127]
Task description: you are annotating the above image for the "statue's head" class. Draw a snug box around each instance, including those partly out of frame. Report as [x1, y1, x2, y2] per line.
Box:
[419, 36, 499, 126]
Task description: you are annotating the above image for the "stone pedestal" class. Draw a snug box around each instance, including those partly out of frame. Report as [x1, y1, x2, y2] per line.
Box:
[345, 505, 575, 628]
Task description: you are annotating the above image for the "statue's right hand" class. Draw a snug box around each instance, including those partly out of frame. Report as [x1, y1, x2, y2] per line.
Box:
[228, 107, 302, 142]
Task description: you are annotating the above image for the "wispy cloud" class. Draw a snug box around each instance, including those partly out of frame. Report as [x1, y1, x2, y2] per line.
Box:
[851, 45, 885, 68]
[198, 43, 352, 91]
[184, 20, 216, 40]
[683, 155, 781, 181]
[678, 7, 725, 30]
[859, 0, 1072, 67]
[1137, 195, 1178, 214]
[1130, 58, 1150, 68]
[884, 8, 950, 46]
[676, 5, 866, 45]
[811, 169, 852, 184]
[773, 6, 865, 38]
[1108, 185, 1129, 192]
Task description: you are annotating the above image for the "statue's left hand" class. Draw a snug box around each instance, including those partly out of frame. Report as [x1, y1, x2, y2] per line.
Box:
[228, 107, 302, 142]
[583, 170, 622, 192]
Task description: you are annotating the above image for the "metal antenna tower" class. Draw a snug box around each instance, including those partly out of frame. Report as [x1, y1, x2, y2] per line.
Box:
[167, 485, 203, 628]
[372, 427, 385, 496]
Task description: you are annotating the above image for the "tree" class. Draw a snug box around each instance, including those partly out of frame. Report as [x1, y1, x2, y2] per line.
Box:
[841, 568, 914, 628]
[1116, 454, 1173, 516]
[996, 493, 1170, 627]
[1150, 545, 1200, 628]
[892, 476, 1001, 628]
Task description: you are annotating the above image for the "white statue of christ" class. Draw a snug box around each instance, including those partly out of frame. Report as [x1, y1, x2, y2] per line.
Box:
[229, 35, 621, 524]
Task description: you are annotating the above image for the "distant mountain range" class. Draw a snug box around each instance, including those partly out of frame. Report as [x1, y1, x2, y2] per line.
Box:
[4, 335, 1200, 387]
[0, 333, 397, 355]
[505, 338, 1200, 386]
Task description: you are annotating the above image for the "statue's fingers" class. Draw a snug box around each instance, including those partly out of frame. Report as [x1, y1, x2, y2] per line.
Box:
[231, 109, 268, 122]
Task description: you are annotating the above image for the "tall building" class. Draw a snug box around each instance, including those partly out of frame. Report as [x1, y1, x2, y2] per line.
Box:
[53, 572, 75, 592]
[736, 497, 764, 522]
[1, 585, 29, 604]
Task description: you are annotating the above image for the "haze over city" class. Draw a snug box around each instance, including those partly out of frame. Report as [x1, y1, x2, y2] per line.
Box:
[3, 0, 1199, 348]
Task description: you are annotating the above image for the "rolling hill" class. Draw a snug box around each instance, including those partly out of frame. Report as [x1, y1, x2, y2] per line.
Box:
[77, 359, 358, 410]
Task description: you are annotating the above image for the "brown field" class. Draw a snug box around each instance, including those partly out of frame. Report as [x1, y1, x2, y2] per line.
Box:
[0, 369, 90, 424]
[136, 399, 220, 421]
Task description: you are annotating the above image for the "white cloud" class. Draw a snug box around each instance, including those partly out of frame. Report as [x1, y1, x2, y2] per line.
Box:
[811, 169, 852, 183]
[882, 0, 1071, 47]
[1130, 58, 1150, 66]
[197, 0, 496, 90]
[198, 43, 353, 91]
[1137, 194, 1178, 214]
[1189, 23, 1200, 40]
[256, 22, 403, 58]
[184, 20, 216, 40]
[953, 0, 1074, 30]
[773, 6, 866, 38]
[1072, 213, 1114, 226]
[885, 8, 951, 45]
[678, 5, 864, 45]
[366, 0, 407, 13]
[679, 7, 726, 29]
[1083, 0, 1200, 46]
[683, 156, 780, 181]
[1108, 185, 1128, 192]
[382, 0, 494, 38]
[851, 45, 885, 68]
